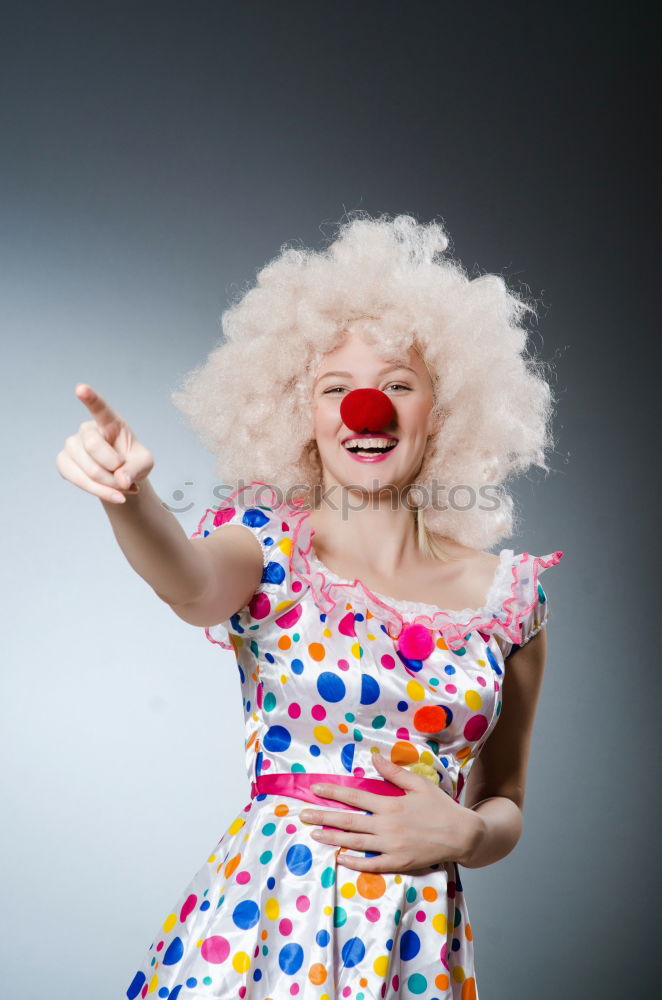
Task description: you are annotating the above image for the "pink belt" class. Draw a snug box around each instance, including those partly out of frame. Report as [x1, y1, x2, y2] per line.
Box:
[250, 772, 405, 823]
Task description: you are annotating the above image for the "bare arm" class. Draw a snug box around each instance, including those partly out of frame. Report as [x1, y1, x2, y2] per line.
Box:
[458, 625, 548, 868]
[99, 477, 263, 622]
[57, 382, 263, 627]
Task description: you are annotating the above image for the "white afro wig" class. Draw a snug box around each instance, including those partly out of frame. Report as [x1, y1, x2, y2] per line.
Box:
[170, 212, 557, 552]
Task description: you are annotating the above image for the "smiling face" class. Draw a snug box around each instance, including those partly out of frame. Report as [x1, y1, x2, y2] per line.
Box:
[312, 327, 440, 496]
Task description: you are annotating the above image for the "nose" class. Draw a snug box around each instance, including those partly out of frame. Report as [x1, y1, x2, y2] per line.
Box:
[339, 387, 397, 434]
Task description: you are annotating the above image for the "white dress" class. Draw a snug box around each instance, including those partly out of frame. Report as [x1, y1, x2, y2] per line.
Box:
[125, 481, 563, 1000]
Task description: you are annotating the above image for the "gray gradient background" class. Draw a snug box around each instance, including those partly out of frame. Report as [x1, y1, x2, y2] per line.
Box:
[1, 2, 657, 998]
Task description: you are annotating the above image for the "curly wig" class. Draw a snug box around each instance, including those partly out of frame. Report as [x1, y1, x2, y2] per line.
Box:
[170, 212, 557, 552]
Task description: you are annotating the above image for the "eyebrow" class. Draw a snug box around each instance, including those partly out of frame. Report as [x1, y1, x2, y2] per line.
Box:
[314, 362, 419, 386]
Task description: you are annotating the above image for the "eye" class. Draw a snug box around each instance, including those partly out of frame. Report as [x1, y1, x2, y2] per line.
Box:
[323, 384, 412, 395]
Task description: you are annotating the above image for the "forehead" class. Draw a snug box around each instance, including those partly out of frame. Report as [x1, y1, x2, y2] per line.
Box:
[317, 328, 422, 370]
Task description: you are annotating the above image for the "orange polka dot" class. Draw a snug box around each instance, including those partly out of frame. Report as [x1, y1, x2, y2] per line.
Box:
[413, 705, 450, 733]
[422, 886, 438, 902]
[225, 854, 241, 877]
[356, 872, 387, 899]
[436, 973, 450, 990]
[309, 963, 327, 985]
[338, 723, 349, 734]
[461, 977, 477, 1000]
[277, 636, 291, 649]
[274, 804, 290, 816]
[390, 741, 419, 765]
[436, 636, 449, 650]
[308, 642, 326, 661]
[465, 922, 473, 940]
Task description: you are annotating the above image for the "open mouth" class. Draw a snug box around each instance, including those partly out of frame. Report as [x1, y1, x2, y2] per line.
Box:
[342, 437, 399, 457]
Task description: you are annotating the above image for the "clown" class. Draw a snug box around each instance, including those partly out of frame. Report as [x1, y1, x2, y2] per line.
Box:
[56, 212, 564, 1000]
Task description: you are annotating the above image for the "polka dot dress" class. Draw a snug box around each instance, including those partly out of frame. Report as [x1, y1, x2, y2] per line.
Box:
[125, 481, 563, 1000]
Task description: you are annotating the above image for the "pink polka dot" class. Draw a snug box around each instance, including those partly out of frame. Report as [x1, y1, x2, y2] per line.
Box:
[445, 684, 457, 694]
[337, 658, 350, 671]
[288, 703, 301, 718]
[236, 870, 251, 884]
[279, 918, 293, 935]
[180, 894, 197, 923]
[276, 604, 303, 629]
[477, 675, 487, 687]
[311, 704, 326, 720]
[200, 935, 230, 964]
[464, 714, 489, 742]
[415, 909, 426, 922]
[365, 906, 381, 922]
[285, 823, 297, 834]
[353, 766, 365, 778]
[156, 940, 164, 951]
[381, 654, 396, 670]
[396, 727, 410, 739]
[292, 580, 303, 593]
[248, 591, 272, 621]
[296, 895, 310, 912]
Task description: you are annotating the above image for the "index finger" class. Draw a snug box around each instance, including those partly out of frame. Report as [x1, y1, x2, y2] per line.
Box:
[75, 383, 123, 432]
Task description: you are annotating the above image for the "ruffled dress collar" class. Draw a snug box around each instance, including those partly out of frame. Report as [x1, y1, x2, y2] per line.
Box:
[226, 481, 563, 654]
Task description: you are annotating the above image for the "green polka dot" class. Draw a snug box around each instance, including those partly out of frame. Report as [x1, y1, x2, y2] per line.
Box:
[321, 866, 336, 888]
[407, 972, 428, 994]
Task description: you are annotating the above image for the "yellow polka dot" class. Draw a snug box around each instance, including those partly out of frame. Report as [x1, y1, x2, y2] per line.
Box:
[406, 680, 426, 701]
[147, 974, 159, 994]
[373, 955, 390, 977]
[452, 965, 466, 983]
[313, 725, 334, 744]
[233, 951, 251, 974]
[278, 538, 292, 557]
[432, 913, 447, 934]
[274, 599, 294, 613]
[340, 881, 356, 898]
[162, 913, 177, 933]
[323, 627, 333, 638]
[465, 690, 482, 710]
[323, 905, 333, 916]
[227, 817, 246, 836]
[265, 897, 280, 920]
[350, 641, 363, 659]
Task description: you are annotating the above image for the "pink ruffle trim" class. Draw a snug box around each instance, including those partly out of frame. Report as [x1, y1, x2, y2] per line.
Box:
[193, 480, 564, 653]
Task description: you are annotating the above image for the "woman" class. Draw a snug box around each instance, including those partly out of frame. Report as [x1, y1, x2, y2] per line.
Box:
[56, 213, 564, 999]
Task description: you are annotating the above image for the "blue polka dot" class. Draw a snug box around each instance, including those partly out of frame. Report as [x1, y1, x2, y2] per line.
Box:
[316, 929, 330, 947]
[317, 671, 347, 702]
[126, 971, 146, 999]
[242, 508, 271, 529]
[341, 743, 355, 772]
[400, 928, 421, 960]
[278, 941, 304, 974]
[263, 725, 292, 752]
[360, 673, 380, 705]
[162, 936, 184, 965]
[444, 665, 456, 675]
[291, 658, 304, 674]
[286, 843, 313, 876]
[233, 899, 260, 929]
[341, 936, 366, 967]
[486, 645, 502, 675]
[263, 560, 285, 586]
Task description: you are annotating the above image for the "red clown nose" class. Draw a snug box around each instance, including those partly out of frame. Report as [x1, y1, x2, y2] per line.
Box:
[339, 388, 396, 433]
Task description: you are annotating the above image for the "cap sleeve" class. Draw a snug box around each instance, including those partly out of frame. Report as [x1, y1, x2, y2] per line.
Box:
[191, 483, 308, 649]
[489, 550, 563, 660]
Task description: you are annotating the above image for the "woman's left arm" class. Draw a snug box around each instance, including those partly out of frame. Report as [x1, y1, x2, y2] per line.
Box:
[458, 625, 549, 869]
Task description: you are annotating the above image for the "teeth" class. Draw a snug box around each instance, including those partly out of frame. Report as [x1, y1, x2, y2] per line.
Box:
[343, 438, 398, 453]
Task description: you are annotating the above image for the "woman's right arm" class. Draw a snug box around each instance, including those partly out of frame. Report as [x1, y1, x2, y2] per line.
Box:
[56, 383, 263, 627]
